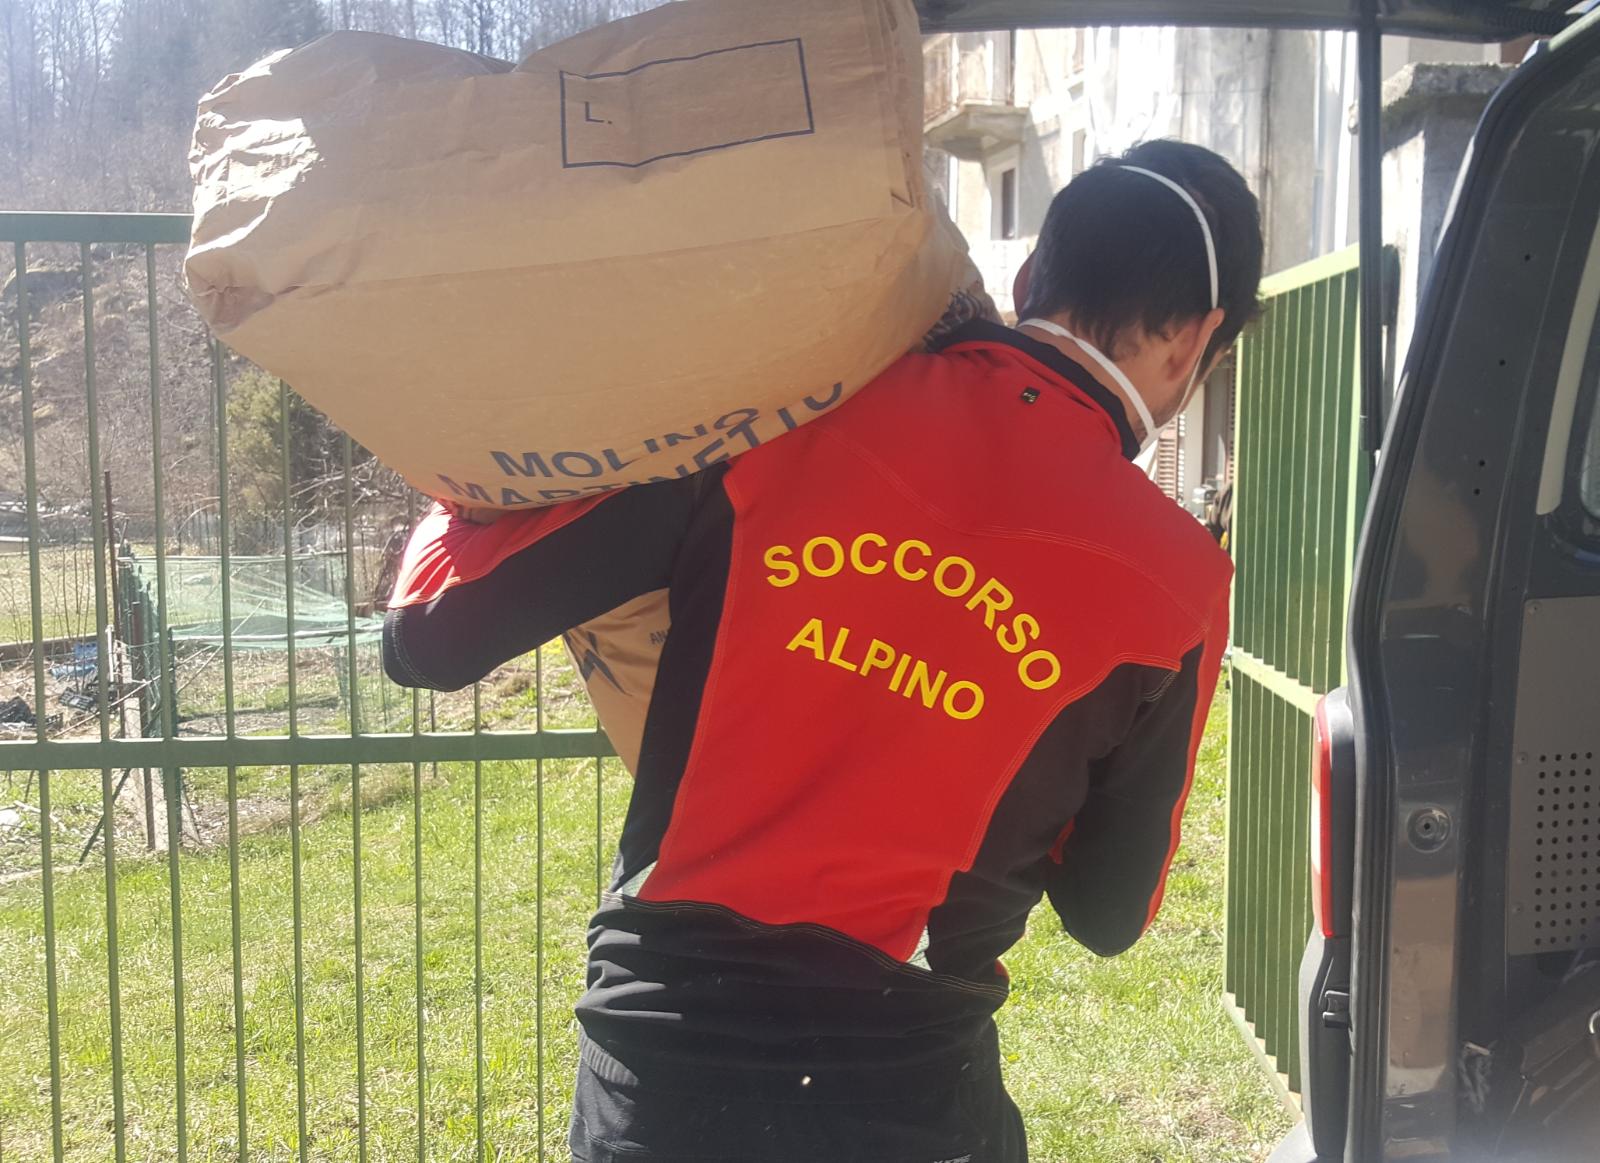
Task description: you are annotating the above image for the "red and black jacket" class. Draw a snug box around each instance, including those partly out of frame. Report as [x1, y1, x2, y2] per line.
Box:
[384, 321, 1232, 1095]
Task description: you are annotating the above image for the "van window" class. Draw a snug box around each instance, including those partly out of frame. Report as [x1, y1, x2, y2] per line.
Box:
[1583, 391, 1600, 518]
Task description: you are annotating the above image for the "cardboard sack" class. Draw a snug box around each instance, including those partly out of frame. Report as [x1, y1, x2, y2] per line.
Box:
[186, 0, 971, 509]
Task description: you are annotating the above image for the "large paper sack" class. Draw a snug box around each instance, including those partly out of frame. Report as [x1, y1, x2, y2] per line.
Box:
[186, 0, 968, 509]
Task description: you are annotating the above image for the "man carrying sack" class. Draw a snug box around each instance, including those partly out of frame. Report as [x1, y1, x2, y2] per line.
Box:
[384, 139, 1264, 1163]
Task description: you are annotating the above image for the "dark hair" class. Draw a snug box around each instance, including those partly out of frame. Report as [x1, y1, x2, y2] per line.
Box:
[1020, 140, 1263, 368]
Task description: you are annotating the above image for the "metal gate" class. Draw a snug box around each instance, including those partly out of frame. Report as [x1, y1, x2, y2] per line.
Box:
[0, 212, 616, 1161]
[1225, 245, 1370, 1098]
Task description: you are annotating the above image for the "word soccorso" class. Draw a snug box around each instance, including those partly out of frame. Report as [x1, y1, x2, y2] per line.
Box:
[763, 533, 1064, 724]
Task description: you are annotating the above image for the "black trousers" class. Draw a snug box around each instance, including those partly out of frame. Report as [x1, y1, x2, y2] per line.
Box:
[569, 1035, 1028, 1163]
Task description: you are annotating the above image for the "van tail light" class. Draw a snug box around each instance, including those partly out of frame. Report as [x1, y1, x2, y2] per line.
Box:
[1310, 695, 1339, 939]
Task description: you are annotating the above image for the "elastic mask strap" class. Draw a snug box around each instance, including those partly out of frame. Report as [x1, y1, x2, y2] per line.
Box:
[1020, 317, 1159, 446]
[1119, 165, 1219, 311]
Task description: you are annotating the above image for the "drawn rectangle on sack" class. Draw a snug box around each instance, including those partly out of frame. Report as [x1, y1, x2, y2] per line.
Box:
[560, 38, 815, 169]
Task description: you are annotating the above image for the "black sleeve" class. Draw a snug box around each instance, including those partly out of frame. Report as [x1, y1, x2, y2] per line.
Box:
[1045, 634, 1213, 957]
[383, 478, 696, 692]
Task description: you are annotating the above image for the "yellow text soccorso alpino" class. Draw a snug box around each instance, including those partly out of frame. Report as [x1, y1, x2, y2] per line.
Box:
[762, 534, 1063, 723]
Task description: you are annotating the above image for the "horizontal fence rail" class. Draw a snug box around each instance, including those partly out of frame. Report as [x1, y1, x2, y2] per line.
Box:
[0, 211, 619, 1161]
[1225, 245, 1370, 1099]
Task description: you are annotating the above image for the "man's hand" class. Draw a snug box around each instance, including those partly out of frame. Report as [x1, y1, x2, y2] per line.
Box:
[441, 500, 506, 526]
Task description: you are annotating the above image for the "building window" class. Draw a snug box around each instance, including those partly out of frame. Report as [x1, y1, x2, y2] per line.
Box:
[1071, 29, 1087, 75]
[1006, 29, 1018, 102]
[999, 166, 1018, 239]
[1072, 129, 1088, 176]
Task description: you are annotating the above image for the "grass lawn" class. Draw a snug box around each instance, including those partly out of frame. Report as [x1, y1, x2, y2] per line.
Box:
[0, 544, 101, 646]
[0, 690, 1291, 1161]
[999, 694, 1292, 1161]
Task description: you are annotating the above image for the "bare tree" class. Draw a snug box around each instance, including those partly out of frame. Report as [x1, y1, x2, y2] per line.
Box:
[1, 0, 29, 161]
[0, 0, 668, 539]
[473, 0, 491, 57]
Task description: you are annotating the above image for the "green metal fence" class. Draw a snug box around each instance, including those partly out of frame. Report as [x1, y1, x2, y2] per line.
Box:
[0, 207, 1372, 1153]
[0, 212, 618, 1161]
[1225, 244, 1370, 1100]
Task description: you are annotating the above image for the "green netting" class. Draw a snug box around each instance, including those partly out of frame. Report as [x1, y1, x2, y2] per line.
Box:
[122, 551, 384, 650]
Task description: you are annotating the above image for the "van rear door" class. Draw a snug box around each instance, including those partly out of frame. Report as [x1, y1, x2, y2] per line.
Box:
[1342, 12, 1600, 1160]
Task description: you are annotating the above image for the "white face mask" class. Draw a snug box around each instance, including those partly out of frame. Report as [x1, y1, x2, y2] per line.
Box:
[1021, 164, 1220, 458]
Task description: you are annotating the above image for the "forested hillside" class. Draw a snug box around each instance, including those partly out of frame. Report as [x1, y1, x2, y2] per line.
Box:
[0, 1, 649, 536]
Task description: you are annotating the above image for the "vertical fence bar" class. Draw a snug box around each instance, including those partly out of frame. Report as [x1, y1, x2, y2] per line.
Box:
[279, 380, 310, 1161]
[1312, 278, 1331, 691]
[1284, 692, 1302, 1060]
[1233, 337, 1252, 656]
[289, 754, 309, 1163]
[1270, 695, 1291, 1066]
[1249, 300, 1270, 659]
[1224, 676, 1240, 998]
[15, 246, 45, 741]
[36, 769, 63, 1162]
[1252, 303, 1271, 655]
[405, 493, 427, 1162]
[280, 381, 299, 734]
[1290, 287, 1315, 684]
[413, 736, 427, 1163]
[535, 648, 546, 1162]
[1272, 294, 1294, 671]
[1267, 691, 1284, 1061]
[212, 339, 249, 1160]
[1241, 678, 1254, 1023]
[1234, 675, 1251, 1009]
[1247, 678, 1267, 1023]
[1282, 696, 1302, 1062]
[342, 436, 370, 1162]
[82, 241, 128, 1163]
[82, 246, 110, 745]
[14, 241, 65, 1163]
[1259, 298, 1284, 664]
[1306, 281, 1326, 685]
[1330, 273, 1353, 689]
[1236, 333, 1253, 655]
[1259, 294, 1278, 659]
[146, 243, 189, 1163]
[1280, 691, 1292, 1062]
[1227, 343, 1246, 1002]
[1261, 694, 1284, 1060]
[474, 682, 486, 1163]
[1340, 270, 1366, 682]
[1228, 329, 1254, 1011]
[1277, 291, 1296, 672]
[1224, 317, 1247, 1005]
[1323, 272, 1350, 693]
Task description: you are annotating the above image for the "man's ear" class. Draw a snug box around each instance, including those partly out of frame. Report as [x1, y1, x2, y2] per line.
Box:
[1168, 308, 1225, 380]
[1012, 252, 1035, 316]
